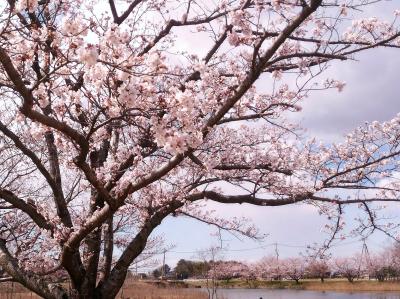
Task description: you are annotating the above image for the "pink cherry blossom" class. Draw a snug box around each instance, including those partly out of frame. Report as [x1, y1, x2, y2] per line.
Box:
[0, 1, 398, 298]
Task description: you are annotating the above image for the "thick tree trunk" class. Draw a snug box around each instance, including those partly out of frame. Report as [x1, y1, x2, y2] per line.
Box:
[80, 227, 102, 298]
[98, 225, 153, 299]
[98, 201, 184, 298]
[98, 216, 114, 288]
[347, 276, 354, 283]
[74, 139, 111, 297]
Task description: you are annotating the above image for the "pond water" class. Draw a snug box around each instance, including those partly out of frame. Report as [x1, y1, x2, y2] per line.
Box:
[206, 289, 400, 299]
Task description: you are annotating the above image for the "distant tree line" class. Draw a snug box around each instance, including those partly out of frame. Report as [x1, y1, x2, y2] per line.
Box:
[150, 243, 400, 283]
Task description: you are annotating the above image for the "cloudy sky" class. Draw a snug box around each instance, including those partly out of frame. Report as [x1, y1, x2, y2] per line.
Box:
[128, 1, 400, 269]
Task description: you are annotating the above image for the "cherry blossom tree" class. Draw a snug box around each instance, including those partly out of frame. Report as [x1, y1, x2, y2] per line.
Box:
[334, 257, 360, 282]
[367, 244, 400, 281]
[255, 256, 306, 283]
[0, 0, 400, 298]
[306, 258, 330, 282]
[210, 260, 249, 282]
[281, 257, 306, 283]
[240, 262, 257, 283]
[255, 256, 283, 281]
[368, 252, 392, 281]
[389, 243, 400, 279]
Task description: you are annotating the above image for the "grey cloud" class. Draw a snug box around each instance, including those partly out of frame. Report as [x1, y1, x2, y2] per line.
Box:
[293, 47, 400, 142]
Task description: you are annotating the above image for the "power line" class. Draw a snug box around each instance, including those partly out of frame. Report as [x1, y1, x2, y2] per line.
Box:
[155, 240, 365, 255]
[167, 244, 273, 254]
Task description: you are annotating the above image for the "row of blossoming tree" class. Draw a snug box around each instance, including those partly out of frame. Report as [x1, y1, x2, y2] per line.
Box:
[174, 243, 400, 284]
[0, 0, 400, 298]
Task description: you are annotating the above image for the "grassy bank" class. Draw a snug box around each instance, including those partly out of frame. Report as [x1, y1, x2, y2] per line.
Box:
[118, 282, 206, 299]
[300, 280, 400, 292]
[119, 280, 207, 299]
[187, 278, 400, 292]
[0, 281, 208, 299]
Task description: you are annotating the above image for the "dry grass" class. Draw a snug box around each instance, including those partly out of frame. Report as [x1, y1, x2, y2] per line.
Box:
[0, 282, 41, 299]
[190, 278, 400, 293]
[119, 286, 206, 299]
[117, 280, 207, 299]
[302, 280, 400, 292]
[0, 281, 207, 299]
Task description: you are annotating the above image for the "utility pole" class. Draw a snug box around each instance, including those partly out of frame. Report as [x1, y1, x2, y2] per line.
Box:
[161, 249, 166, 278]
[358, 238, 371, 279]
[275, 242, 281, 280]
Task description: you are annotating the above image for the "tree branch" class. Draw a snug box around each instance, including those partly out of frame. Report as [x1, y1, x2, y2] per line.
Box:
[109, 0, 145, 25]
[0, 188, 52, 232]
[0, 239, 67, 299]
